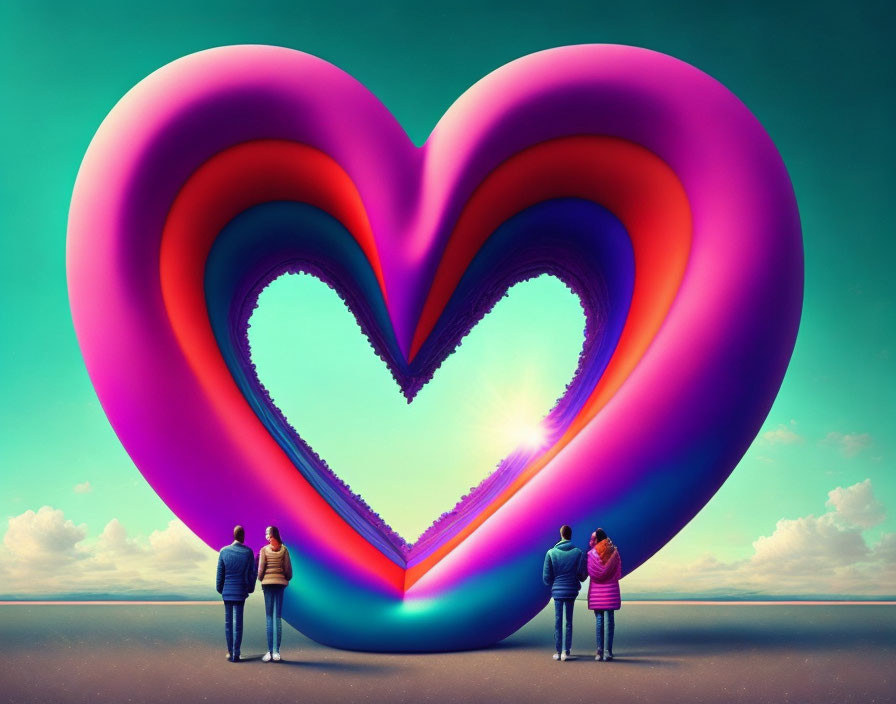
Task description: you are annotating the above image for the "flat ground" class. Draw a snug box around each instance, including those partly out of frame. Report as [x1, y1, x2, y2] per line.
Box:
[1, 602, 893, 703]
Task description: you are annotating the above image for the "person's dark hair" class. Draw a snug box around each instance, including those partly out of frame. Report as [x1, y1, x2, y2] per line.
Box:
[594, 528, 608, 543]
[233, 525, 245, 542]
[560, 525, 572, 540]
[267, 525, 281, 543]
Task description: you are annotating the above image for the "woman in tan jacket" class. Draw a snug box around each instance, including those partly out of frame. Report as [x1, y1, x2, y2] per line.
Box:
[258, 525, 292, 661]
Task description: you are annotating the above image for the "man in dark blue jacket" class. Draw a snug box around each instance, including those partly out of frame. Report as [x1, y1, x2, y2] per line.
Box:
[543, 524, 587, 660]
[216, 525, 257, 662]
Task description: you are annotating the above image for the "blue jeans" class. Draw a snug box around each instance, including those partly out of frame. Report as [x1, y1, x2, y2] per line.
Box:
[595, 609, 615, 654]
[263, 585, 285, 654]
[553, 598, 575, 654]
[224, 600, 245, 659]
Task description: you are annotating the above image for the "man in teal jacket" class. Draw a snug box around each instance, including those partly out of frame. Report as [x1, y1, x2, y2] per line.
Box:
[216, 525, 257, 662]
[543, 524, 587, 660]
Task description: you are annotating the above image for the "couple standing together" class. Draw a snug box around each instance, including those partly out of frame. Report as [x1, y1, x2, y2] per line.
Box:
[543, 525, 621, 661]
[216, 524, 292, 663]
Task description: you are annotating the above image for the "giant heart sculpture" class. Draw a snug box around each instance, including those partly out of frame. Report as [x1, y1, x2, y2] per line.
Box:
[67, 44, 802, 651]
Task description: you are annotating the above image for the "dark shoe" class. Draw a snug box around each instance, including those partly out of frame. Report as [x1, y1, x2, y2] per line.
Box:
[605, 652, 614, 661]
[230, 654, 241, 662]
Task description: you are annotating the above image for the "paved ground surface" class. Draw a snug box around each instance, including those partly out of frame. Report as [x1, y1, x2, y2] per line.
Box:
[1, 602, 894, 703]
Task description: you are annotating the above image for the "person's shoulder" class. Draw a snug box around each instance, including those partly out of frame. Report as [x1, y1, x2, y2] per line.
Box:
[224, 543, 251, 557]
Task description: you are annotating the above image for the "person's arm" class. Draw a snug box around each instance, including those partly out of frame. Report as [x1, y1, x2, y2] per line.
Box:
[257, 547, 267, 582]
[216, 553, 225, 594]
[283, 547, 293, 583]
[542, 551, 554, 587]
[577, 550, 588, 582]
[246, 550, 256, 594]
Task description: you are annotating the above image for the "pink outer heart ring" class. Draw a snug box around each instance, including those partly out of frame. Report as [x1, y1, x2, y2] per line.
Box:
[67, 44, 802, 651]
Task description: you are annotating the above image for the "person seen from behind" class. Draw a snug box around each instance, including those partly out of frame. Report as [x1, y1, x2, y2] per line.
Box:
[587, 527, 622, 661]
[216, 524, 256, 662]
[258, 525, 293, 662]
[543, 524, 587, 661]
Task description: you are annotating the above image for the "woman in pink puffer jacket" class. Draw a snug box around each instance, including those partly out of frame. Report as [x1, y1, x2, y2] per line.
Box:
[587, 528, 621, 661]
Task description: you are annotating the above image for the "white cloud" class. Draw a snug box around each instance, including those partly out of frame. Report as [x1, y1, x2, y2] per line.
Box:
[627, 479, 894, 597]
[825, 478, 885, 529]
[73, 481, 92, 494]
[760, 421, 804, 446]
[3, 506, 88, 565]
[872, 533, 896, 564]
[147, 520, 210, 572]
[96, 518, 141, 558]
[0, 509, 219, 598]
[750, 513, 870, 574]
[823, 432, 872, 458]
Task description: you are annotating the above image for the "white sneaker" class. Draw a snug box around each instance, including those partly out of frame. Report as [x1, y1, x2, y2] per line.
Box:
[552, 653, 561, 660]
[262, 651, 272, 662]
[561, 652, 569, 661]
[272, 652, 281, 662]
[226, 652, 231, 660]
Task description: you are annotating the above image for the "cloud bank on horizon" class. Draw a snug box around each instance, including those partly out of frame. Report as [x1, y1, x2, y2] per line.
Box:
[0, 510, 217, 599]
[1, 479, 892, 600]
[624, 478, 894, 598]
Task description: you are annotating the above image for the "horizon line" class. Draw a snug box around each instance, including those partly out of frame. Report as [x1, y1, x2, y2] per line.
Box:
[2, 599, 894, 606]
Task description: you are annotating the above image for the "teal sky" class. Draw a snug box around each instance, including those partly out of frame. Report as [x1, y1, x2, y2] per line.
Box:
[1, 1, 893, 597]
[250, 274, 586, 541]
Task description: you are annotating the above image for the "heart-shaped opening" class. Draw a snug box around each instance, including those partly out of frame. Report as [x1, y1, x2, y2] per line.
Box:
[247, 272, 587, 544]
[205, 197, 634, 566]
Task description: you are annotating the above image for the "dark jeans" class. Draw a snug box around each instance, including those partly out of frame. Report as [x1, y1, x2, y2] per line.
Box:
[263, 585, 285, 654]
[553, 598, 575, 654]
[224, 600, 245, 659]
[595, 609, 616, 654]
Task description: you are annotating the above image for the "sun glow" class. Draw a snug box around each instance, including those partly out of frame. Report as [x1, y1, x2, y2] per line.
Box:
[500, 412, 550, 451]
[472, 375, 560, 459]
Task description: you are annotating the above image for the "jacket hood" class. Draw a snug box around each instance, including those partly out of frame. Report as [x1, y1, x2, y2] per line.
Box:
[554, 540, 577, 551]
